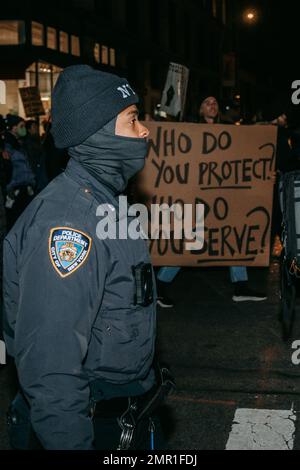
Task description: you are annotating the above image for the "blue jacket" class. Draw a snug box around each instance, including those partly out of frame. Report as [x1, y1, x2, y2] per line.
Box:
[4, 140, 35, 192]
[3, 158, 156, 449]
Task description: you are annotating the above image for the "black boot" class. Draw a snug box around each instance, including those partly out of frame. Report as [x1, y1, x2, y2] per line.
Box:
[156, 280, 174, 308]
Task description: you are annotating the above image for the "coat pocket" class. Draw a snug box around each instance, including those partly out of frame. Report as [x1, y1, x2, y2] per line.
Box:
[92, 305, 155, 378]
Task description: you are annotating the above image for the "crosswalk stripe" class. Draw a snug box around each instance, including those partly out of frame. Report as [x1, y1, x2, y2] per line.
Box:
[226, 407, 296, 450]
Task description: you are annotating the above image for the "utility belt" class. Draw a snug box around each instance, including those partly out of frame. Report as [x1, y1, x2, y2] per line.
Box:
[90, 364, 175, 450]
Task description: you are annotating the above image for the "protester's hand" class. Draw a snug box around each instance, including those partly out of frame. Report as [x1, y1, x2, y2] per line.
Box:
[271, 171, 278, 184]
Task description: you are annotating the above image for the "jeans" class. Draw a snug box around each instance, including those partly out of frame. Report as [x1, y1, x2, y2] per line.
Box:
[157, 267, 181, 283]
[229, 266, 248, 283]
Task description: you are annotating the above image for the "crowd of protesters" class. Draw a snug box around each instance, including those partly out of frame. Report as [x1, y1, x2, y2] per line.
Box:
[151, 94, 300, 307]
[0, 92, 300, 314]
[0, 113, 69, 353]
[0, 114, 69, 230]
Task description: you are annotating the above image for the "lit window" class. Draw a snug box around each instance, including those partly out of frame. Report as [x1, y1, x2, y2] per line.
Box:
[59, 31, 69, 53]
[0, 21, 25, 45]
[52, 65, 63, 87]
[109, 48, 116, 67]
[94, 43, 100, 63]
[31, 22, 44, 46]
[102, 45, 109, 65]
[71, 35, 80, 56]
[47, 27, 57, 50]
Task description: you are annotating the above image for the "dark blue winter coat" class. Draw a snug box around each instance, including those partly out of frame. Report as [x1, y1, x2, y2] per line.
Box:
[3, 158, 156, 449]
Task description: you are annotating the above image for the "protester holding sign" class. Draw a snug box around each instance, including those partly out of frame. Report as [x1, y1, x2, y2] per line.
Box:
[151, 95, 268, 304]
[143, 102, 277, 302]
[197, 95, 267, 302]
[199, 96, 220, 124]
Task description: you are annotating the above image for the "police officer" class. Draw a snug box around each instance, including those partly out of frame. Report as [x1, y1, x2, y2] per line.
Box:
[3, 65, 160, 450]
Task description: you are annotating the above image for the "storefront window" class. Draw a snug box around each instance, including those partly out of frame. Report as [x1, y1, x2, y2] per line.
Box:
[109, 48, 116, 67]
[0, 62, 63, 119]
[31, 21, 44, 46]
[47, 27, 57, 49]
[38, 66, 52, 114]
[71, 35, 80, 56]
[59, 31, 69, 54]
[0, 20, 25, 45]
[94, 43, 100, 63]
[101, 45, 109, 65]
[36, 63, 62, 114]
[0, 80, 20, 116]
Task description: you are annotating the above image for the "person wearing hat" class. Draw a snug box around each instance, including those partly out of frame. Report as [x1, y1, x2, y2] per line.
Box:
[199, 95, 220, 124]
[154, 95, 222, 307]
[199, 95, 267, 302]
[3, 66, 169, 450]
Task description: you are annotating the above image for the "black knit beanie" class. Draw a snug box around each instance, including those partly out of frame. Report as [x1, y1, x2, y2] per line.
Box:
[51, 65, 139, 149]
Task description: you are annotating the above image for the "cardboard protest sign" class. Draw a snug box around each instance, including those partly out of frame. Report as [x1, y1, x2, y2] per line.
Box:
[141, 123, 277, 267]
[19, 86, 45, 117]
[160, 63, 189, 120]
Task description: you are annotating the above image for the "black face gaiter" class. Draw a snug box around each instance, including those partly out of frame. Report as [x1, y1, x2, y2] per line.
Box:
[68, 118, 148, 195]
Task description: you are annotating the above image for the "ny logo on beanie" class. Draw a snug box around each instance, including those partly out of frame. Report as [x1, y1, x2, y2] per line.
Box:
[117, 84, 136, 99]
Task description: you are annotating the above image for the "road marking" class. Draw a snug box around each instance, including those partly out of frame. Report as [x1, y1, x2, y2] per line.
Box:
[0, 340, 6, 364]
[226, 407, 296, 450]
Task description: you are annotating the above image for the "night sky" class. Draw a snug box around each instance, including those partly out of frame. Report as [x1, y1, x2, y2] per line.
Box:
[239, 1, 300, 91]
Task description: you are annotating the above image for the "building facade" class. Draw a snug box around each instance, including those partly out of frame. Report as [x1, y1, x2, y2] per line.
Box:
[0, 0, 246, 121]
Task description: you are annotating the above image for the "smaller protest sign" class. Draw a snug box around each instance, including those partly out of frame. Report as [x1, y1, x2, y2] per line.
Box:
[160, 63, 189, 120]
[19, 86, 45, 117]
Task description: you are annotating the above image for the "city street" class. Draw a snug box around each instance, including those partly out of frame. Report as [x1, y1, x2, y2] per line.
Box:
[1, 0, 300, 458]
[2, 259, 300, 451]
[156, 261, 300, 450]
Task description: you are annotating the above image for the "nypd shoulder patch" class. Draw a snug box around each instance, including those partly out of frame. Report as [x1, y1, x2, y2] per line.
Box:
[49, 227, 92, 278]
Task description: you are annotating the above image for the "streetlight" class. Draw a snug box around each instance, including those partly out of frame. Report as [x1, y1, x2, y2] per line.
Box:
[234, 8, 258, 116]
[244, 9, 258, 24]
